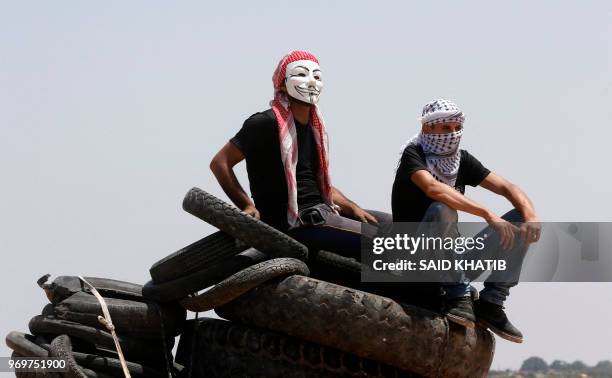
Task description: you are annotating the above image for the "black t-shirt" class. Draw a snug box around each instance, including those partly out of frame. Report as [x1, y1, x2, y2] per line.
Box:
[295, 120, 324, 208]
[230, 109, 323, 230]
[391, 144, 490, 222]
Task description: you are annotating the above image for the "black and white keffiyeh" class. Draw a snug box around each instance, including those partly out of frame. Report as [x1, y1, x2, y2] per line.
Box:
[420, 98, 465, 126]
[399, 99, 465, 188]
[418, 129, 463, 186]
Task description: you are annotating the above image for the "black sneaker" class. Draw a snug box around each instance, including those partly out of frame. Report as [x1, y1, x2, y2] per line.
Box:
[474, 300, 523, 343]
[442, 296, 476, 328]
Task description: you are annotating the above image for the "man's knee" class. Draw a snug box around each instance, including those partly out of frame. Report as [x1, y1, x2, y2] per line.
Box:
[502, 209, 524, 223]
[365, 209, 393, 225]
[424, 202, 458, 222]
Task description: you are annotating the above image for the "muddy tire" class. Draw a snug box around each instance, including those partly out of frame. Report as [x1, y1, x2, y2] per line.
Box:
[308, 253, 442, 311]
[39, 275, 144, 304]
[11, 351, 62, 378]
[180, 258, 309, 312]
[309, 250, 362, 287]
[182, 187, 308, 260]
[9, 336, 114, 378]
[314, 250, 362, 274]
[143, 248, 267, 303]
[29, 315, 173, 364]
[5, 332, 49, 358]
[50, 292, 186, 339]
[35, 334, 175, 378]
[49, 335, 88, 378]
[176, 318, 420, 378]
[150, 231, 249, 284]
[71, 351, 168, 378]
[216, 276, 495, 378]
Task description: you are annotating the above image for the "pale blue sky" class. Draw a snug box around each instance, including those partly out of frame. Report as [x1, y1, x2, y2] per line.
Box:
[1, 1, 611, 371]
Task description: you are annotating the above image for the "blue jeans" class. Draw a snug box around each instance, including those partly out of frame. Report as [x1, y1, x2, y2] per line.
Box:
[421, 202, 529, 305]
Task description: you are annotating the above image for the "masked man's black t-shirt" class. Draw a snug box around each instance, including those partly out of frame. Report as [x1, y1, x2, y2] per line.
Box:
[230, 109, 323, 230]
[392, 144, 490, 222]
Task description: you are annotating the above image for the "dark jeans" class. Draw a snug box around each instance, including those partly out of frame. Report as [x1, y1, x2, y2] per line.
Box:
[288, 204, 442, 310]
[420, 202, 530, 305]
[287, 203, 392, 257]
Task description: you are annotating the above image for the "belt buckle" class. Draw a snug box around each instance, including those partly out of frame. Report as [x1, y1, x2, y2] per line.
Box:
[302, 207, 326, 226]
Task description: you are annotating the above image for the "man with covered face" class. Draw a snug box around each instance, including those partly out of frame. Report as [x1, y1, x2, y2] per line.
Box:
[210, 50, 389, 259]
[392, 99, 541, 343]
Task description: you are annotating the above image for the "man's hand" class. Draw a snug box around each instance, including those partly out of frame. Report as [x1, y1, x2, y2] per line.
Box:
[343, 204, 378, 224]
[242, 204, 260, 220]
[519, 215, 542, 245]
[480, 173, 540, 246]
[331, 187, 378, 224]
[485, 212, 520, 250]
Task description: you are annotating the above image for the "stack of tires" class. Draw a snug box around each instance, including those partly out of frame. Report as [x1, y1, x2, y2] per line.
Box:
[6, 275, 186, 377]
[145, 188, 497, 378]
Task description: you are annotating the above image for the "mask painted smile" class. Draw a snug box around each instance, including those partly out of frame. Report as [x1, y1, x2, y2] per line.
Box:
[293, 85, 320, 96]
[285, 60, 323, 105]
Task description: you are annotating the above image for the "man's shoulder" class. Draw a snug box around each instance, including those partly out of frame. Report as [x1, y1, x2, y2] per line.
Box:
[459, 149, 480, 162]
[401, 143, 425, 160]
[243, 108, 277, 128]
[395, 143, 427, 180]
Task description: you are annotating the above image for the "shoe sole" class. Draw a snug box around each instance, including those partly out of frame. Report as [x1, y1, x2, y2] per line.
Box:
[445, 313, 475, 328]
[477, 319, 523, 344]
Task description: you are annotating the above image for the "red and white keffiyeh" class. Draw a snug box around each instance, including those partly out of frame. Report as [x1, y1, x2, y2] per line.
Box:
[270, 50, 334, 227]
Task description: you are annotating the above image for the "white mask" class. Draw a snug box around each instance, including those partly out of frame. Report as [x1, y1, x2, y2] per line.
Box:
[285, 60, 323, 105]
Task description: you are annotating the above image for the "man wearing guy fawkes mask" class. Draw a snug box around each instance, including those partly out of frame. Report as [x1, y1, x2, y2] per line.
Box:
[211, 51, 390, 259]
[392, 99, 541, 343]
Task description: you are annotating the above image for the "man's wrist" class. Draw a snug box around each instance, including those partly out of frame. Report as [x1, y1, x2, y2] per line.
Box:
[480, 208, 494, 222]
[241, 202, 256, 211]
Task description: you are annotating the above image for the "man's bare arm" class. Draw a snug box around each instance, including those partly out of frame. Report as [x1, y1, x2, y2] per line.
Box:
[479, 172, 537, 221]
[479, 172, 541, 243]
[411, 170, 518, 249]
[331, 187, 378, 223]
[411, 170, 493, 220]
[210, 142, 259, 219]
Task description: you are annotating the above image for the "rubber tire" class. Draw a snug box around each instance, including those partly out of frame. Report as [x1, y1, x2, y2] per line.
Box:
[142, 248, 267, 303]
[39, 275, 144, 304]
[182, 187, 308, 260]
[49, 334, 88, 378]
[71, 351, 168, 378]
[5, 331, 49, 358]
[309, 250, 362, 287]
[308, 251, 442, 311]
[5, 331, 53, 378]
[216, 275, 495, 378]
[150, 231, 249, 284]
[11, 351, 62, 378]
[180, 258, 309, 312]
[176, 318, 420, 378]
[314, 250, 362, 274]
[51, 292, 186, 339]
[9, 336, 115, 378]
[36, 334, 180, 378]
[29, 315, 173, 364]
[36, 335, 166, 378]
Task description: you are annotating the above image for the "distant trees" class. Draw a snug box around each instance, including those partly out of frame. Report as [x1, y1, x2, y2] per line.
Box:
[593, 360, 612, 375]
[569, 360, 587, 370]
[550, 360, 569, 370]
[520, 357, 548, 372]
[519, 357, 612, 375]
